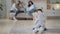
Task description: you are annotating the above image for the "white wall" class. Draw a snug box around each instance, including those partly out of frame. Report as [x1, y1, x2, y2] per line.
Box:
[33, 0, 60, 16]
[5, 0, 12, 18]
[46, 0, 60, 16]
[20, 0, 60, 16]
[0, 0, 7, 18]
[5, 0, 60, 18]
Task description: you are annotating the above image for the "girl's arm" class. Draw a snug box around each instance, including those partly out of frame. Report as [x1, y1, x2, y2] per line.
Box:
[27, 5, 35, 11]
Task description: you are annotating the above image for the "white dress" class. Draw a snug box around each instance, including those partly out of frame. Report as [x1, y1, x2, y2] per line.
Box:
[33, 12, 46, 31]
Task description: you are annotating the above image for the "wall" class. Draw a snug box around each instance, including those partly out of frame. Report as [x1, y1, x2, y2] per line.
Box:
[1, 0, 60, 19]
[6, 0, 60, 17]
[5, 0, 12, 18]
[0, 0, 7, 18]
[47, 0, 60, 16]
[19, 0, 60, 16]
[33, 0, 60, 16]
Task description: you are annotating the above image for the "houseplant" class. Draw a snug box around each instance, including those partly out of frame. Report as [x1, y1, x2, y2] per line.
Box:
[0, 4, 3, 18]
[0, 4, 3, 11]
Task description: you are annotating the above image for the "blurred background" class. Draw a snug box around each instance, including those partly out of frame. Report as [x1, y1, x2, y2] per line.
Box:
[0, 0, 60, 34]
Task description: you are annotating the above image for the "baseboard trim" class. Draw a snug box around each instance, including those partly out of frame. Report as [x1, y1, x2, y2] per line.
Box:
[47, 16, 60, 19]
[9, 16, 60, 20]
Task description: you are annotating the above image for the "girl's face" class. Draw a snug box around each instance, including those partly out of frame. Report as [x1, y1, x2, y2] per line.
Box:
[17, 2, 21, 4]
[37, 11, 42, 14]
[29, 2, 32, 5]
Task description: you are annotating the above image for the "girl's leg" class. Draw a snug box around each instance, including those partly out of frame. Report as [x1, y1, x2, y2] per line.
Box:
[41, 22, 47, 31]
[24, 11, 30, 15]
[33, 29, 39, 34]
[28, 12, 33, 16]
[33, 27, 44, 34]
[24, 9, 36, 16]
[24, 11, 33, 16]
[33, 23, 45, 34]
[13, 10, 17, 21]
[29, 9, 36, 16]
[33, 23, 41, 34]
[24, 10, 27, 14]
[13, 13, 17, 21]
[39, 27, 44, 34]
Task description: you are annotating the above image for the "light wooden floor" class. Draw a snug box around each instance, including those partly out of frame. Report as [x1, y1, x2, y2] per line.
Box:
[0, 19, 60, 34]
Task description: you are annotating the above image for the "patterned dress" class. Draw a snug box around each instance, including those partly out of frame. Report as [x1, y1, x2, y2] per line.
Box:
[33, 12, 46, 31]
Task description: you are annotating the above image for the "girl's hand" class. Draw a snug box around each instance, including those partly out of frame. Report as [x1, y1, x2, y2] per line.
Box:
[15, 8, 18, 11]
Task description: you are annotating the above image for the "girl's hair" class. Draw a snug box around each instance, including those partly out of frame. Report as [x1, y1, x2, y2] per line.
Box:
[28, 1, 33, 7]
[37, 9, 43, 12]
[18, 1, 21, 3]
[17, 1, 21, 5]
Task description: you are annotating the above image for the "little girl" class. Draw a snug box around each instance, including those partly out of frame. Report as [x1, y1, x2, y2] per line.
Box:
[32, 9, 47, 34]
